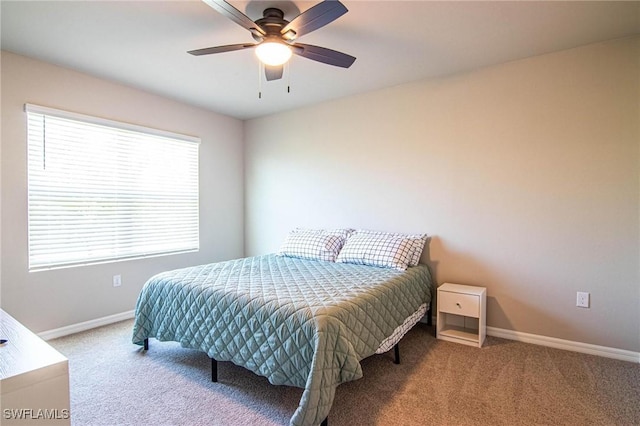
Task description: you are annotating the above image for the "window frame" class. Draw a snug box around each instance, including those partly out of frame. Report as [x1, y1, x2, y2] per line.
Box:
[25, 103, 201, 272]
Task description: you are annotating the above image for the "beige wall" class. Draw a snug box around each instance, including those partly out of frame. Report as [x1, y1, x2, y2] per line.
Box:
[2, 37, 639, 352]
[1, 51, 244, 332]
[245, 37, 640, 352]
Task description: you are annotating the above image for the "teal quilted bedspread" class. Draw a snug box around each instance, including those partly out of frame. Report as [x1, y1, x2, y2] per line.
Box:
[132, 254, 433, 426]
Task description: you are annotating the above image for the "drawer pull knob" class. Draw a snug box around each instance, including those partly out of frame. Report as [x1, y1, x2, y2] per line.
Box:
[456, 303, 461, 308]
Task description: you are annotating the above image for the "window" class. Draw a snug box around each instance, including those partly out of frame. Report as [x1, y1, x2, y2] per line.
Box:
[26, 104, 200, 271]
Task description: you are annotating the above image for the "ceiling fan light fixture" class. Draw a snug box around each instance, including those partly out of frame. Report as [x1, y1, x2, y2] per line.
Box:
[255, 41, 292, 66]
[192, 0, 355, 81]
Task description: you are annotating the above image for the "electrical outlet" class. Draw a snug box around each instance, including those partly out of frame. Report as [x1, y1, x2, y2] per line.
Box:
[576, 291, 589, 308]
[113, 274, 122, 287]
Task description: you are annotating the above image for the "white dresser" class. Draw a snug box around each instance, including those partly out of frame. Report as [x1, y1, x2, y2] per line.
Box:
[0, 309, 71, 425]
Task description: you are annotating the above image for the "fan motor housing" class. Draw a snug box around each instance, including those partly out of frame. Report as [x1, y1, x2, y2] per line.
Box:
[254, 8, 289, 39]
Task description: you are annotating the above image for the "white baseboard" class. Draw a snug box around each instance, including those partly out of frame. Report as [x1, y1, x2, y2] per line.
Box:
[487, 326, 640, 364]
[39, 310, 135, 341]
[39, 310, 639, 364]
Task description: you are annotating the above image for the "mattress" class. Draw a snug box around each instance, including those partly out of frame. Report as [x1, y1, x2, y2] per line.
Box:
[132, 254, 433, 426]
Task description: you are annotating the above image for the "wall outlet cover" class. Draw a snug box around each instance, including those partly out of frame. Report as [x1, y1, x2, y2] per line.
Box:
[576, 291, 589, 308]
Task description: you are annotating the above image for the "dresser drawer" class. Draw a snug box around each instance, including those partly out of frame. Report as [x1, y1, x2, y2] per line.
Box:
[438, 291, 480, 318]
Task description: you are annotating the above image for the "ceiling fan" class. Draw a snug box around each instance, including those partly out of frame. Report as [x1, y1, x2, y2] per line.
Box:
[189, 0, 356, 81]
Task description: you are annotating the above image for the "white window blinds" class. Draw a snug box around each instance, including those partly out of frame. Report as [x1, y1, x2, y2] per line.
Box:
[26, 104, 200, 271]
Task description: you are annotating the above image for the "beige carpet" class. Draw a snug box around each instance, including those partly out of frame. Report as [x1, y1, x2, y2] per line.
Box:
[49, 320, 640, 426]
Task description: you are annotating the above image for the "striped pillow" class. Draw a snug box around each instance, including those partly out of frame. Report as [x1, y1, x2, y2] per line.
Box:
[336, 233, 414, 270]
[355, 230, 427, 266]
[278, 229, 347, 262]
[290, 227, 355, 239]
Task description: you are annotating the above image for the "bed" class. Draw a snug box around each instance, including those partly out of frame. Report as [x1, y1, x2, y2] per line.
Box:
[132, 253, 433, 426]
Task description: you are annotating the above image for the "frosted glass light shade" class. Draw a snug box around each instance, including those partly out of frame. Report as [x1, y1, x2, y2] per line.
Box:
[255, 42, 292, 66]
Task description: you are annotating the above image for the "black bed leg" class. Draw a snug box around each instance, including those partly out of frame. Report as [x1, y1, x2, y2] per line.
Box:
[394, 343, 400, 364]
[211, 358, 218, 383]
[428, 304, 436, 336]
[321, 417, 328, 426]
[143, 338, 149, 351]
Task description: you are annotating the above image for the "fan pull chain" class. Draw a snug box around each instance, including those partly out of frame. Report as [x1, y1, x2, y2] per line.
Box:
[258, 61, 263, 99]
[287, 61, 291, 93]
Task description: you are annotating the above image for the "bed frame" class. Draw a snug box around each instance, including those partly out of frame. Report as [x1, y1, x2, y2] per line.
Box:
[141, 306, 432, 426]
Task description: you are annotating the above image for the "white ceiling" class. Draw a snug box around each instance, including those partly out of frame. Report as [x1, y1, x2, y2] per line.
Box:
[2, 1, 639, 120]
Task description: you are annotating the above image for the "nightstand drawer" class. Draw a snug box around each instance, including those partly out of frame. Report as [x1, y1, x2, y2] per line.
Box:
[438, 292, 479, 318]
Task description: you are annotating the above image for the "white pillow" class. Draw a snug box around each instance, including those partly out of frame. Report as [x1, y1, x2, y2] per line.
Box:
[355, 230, 427, 266]
[278, 229, 347, 262]
[336, 233, 414, 271]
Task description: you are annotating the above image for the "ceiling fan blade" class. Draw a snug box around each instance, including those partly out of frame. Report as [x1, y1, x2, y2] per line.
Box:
[188, 43, 255, 56]
[265, 65, 284, 81]
[202, 0, 266, 36]
[292, 43, 356, 68]
[281, 0, 348, 39]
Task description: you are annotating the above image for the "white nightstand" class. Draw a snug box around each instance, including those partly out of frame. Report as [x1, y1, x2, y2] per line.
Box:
[436, 283, 486, 348]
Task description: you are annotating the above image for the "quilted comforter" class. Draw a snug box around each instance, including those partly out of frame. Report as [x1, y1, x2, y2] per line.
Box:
[132, 254, 433, 426]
